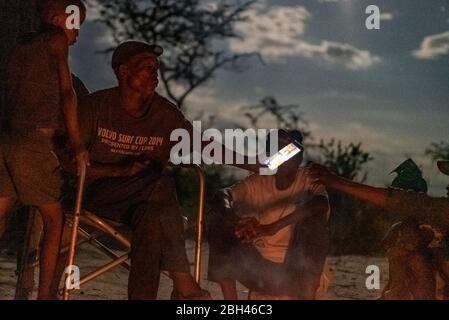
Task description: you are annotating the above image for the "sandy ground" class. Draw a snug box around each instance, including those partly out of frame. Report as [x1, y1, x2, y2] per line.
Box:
[0, 241, 389, 300]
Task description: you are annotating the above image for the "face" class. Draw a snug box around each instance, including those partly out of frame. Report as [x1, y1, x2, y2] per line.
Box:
[276, 137, 303, 176]
[53, 10, 86, 45]
[121, 53, 160, 95]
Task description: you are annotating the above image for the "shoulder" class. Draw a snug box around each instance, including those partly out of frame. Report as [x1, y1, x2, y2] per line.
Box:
[72, 74, 90, 98]
[299, 165, 328, 196]
[80, 87, 117, 104]
[79, 87, 118, 114]
[155, 93, 184, 117]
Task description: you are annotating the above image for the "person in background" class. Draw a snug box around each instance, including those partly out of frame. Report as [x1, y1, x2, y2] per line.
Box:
[208, 130, 330, 300]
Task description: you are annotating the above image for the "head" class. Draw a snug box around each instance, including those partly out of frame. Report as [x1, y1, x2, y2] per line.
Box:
[437, 161, 449, 197]
[267, 129, 304, 175]
[112, 41, 164, 96]
[39, 0, 87, 45]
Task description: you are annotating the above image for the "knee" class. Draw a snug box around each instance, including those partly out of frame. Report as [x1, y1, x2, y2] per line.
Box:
[131, 204, 161, 231]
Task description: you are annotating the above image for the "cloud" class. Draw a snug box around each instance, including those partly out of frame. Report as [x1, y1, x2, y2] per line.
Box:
[413, 31, 449, 59]
[380, 12, 394, 21]
[230, 5, 380, 70]
[297, 41, 381, 70]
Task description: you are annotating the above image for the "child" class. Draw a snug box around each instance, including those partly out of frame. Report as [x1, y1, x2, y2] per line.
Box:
[0, 0, 88, 299]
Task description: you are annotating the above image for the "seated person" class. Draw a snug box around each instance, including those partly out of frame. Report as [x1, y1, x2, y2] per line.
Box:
[57, 41, 261, 300]
[309, 159, 449, 300]
[380, 159, 436, 300]
[207, 130, 330, 300]
[381, 219, 436, 299]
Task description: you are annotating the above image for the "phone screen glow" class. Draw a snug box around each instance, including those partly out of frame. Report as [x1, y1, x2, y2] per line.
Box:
[264, 143, 302, 170]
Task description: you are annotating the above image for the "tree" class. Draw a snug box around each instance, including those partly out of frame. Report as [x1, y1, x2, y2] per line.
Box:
[315, 139, 373, 182]
[91, 0, 257, 110]
[240, 96, 311, 145]
[425, 141, 449, 162]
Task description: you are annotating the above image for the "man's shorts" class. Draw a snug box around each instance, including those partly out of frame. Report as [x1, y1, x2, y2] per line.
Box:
[0, 134, 63, 206]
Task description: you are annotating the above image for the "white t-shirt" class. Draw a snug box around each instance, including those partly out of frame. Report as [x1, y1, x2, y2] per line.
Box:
[229, 165, 329, 264]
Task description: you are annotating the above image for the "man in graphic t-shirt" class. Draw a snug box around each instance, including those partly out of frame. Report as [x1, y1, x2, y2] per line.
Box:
[207, 130, 330, 300]
[59, 41, 261, 300]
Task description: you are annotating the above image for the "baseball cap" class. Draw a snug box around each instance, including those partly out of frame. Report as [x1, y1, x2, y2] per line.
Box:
[112, 41, 163, 71]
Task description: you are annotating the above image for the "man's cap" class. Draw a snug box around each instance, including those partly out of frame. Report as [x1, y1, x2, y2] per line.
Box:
[437, 161, 449, 176]
[112, 41, 163, 70]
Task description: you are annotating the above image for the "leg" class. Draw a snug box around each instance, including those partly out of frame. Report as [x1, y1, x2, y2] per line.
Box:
[285, 211, 329, 299]
[207, 193, 284, 299]
[2, 136, 64, 299]
[381, 250, 414, 300]
[81, 173, 166, 299]
[219, 279, 238, 300]
[0, 197, 15, 238]
[128, 205, 162, 300]
[207, 193, 242, 299]
[35, 202, 64, 300]
[154, 175, 207, 298]
[408, 252, 436, 299]
[0, 141, 17, 239]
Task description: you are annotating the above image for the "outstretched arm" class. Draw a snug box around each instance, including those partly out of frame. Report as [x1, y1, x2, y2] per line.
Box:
[307, 163, 389, 208]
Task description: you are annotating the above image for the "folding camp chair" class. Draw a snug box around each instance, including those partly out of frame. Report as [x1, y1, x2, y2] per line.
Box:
[15, 164, 206, 300]
[61, 163, 206, 300]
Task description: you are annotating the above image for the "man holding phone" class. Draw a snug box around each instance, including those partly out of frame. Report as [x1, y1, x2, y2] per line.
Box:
[207, 130, 330, 299]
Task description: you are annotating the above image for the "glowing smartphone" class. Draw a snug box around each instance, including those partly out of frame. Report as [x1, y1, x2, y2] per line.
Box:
[264, 142, 303, 170]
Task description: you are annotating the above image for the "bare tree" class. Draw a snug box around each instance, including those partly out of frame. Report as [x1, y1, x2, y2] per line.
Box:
[316, 139, 373, 183]
[242, 96, 311, 140]
[91, 0, 257, 110]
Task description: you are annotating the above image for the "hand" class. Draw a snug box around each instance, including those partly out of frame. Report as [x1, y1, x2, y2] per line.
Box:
[235, 217, 258, 243]
[123, 160, 151, 177]
[235, 217, 277, 243]
[306, 162, 338, 187]
[75, 148, 90, 176]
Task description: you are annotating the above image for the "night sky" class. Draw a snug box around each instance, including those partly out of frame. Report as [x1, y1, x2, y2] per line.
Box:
[70, 0, 449, 195]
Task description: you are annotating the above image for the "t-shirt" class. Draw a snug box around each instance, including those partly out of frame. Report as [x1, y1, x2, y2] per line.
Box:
[79, 87, 191, 169]
[229, 165, 330, 263]
[5, 32, 61, 131]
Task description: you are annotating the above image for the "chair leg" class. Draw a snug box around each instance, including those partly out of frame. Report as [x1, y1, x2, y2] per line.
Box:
[193, 165, 205, 285]
[62, 163, 87, 300]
